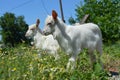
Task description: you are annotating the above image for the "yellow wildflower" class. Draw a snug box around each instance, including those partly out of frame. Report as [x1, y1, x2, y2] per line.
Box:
[11, 68, 16, 72]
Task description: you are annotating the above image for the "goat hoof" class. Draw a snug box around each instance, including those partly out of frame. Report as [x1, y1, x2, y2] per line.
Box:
[66, 60, 76, 70]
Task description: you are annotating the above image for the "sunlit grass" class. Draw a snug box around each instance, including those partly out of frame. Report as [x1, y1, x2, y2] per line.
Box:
[0, 42, 120, 80]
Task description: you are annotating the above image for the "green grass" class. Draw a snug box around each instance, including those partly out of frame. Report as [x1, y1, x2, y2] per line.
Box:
[0, 42, 120, 80]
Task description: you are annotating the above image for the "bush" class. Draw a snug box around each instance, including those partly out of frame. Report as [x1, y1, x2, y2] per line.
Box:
[70, 0, 120, 43]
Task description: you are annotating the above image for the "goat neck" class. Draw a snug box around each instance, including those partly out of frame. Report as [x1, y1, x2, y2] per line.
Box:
[33, 28, 44, 48]
[53, 19, 72, 54]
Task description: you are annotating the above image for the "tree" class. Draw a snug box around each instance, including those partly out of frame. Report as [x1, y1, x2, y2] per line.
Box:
[0, 12, 28, 47]
[68, 16, 76, 25]
[69, 0, 120, 42]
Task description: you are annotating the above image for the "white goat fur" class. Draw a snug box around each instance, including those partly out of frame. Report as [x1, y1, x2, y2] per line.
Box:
[43, 10, 103, 69]
[25, 20, 59, 59]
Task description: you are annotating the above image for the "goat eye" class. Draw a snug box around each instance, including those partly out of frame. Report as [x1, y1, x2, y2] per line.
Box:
[30, 28, 34, 30]
[47, 23, 52, 25]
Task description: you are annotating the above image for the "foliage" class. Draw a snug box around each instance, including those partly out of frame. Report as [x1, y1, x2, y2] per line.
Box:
[68, 16, 76, 25]
[69, 0, 120, 42]
[0, 12, 29, 47]
[0, 42, 120, 79]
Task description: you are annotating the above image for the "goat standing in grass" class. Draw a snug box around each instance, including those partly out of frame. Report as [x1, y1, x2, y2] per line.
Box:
[25, 19, 60, 60]
[43, 10, 103, 70]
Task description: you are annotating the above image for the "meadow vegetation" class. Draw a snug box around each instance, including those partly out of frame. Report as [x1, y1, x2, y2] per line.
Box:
[0, 41, 120, 80]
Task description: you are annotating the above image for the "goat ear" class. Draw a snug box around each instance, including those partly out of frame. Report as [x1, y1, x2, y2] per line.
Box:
[52, 10, 58, 20]
[36, 19, 40, 27]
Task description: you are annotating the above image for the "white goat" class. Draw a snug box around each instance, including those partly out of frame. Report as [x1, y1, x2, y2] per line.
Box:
[43, 10, 103, 69]
[25, 19, 59, 60]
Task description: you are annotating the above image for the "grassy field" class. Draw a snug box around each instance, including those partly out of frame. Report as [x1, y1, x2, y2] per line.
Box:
[0, 42, 120, 80]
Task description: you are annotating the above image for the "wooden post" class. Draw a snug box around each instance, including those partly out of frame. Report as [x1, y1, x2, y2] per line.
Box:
[80, 14, 89, 24]
[59, 0, 65, 23]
